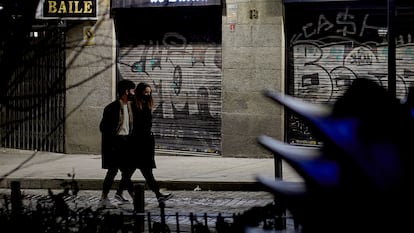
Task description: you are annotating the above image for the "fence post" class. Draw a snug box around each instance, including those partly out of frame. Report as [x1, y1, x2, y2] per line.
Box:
[159, 200, 166, 233]
[190, 212, 195, 233]
[273, 156, 286, 230]
[11, 181, 22, 216]
[134, 183, 145, 233]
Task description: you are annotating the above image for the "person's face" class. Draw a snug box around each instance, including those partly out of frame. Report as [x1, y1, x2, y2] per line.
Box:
[143, 87, 151, 96]
[126, 88, 135, 101]
[128, 88, 135, 96]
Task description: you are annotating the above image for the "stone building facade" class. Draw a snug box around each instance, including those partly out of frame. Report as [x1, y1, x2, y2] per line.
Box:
[4, 0, 412, 159]
[63, 0, 285, 158]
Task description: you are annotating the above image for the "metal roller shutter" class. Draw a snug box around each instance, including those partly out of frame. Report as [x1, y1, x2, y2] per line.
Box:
[115, 7, 222, 155]
[284, 1, 414, 145]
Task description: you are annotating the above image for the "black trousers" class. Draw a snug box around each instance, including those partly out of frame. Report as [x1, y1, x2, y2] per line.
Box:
[102, 135, 162, 197]
[116, 167, 162, 197]
[102, 135, 132, 195]
[138, 168, 162, 197]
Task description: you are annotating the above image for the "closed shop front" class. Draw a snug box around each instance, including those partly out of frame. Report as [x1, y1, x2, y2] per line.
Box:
[283, 0, 414, 145]
[111, 0, 222, 155]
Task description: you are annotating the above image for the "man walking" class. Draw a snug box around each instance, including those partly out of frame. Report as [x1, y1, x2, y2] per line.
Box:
[98, 79, 136, 208]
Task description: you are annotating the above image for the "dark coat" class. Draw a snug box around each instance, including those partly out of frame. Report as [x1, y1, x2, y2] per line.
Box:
[129, 104, 156, 169]
[100, 100, 133, 169]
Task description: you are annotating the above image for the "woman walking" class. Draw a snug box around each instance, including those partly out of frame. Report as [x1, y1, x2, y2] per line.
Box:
[128, 82, 172, 202]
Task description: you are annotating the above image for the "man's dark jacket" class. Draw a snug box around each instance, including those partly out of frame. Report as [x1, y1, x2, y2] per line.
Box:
[100, 100, 132, 169]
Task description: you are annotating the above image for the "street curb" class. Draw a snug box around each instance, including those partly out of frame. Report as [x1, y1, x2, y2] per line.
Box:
[0, 178, 268, 192]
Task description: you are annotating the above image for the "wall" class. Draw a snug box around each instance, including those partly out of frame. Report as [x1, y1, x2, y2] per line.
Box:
[63, 0, 286, 158]
[221, 0, 285, 158]
[65, 0, 115, 154]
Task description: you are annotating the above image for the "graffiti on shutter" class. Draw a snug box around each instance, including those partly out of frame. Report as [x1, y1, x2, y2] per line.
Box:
[285, 5, 414, 145]
[118, 32, 222, 155]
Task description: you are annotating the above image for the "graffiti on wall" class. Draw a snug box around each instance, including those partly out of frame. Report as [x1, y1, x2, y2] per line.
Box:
[118, 32, 222, 154]
[288, 7, 414, 145]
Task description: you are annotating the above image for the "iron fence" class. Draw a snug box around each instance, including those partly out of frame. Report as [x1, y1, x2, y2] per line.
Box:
[0, 181, 294, 233]
[0, 23, 65, 153]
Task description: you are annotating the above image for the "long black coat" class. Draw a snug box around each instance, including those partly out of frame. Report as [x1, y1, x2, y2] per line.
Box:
[100, 100, 133, 169]
[129, 104, 156, 169]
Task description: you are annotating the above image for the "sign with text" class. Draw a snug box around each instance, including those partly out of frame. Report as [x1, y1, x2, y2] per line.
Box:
[112, 0, 221, 8]
[36, 0, 98, 20]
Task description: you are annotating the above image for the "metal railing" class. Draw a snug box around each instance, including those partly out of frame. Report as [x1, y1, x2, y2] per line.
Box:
[0, 181, 293, 233]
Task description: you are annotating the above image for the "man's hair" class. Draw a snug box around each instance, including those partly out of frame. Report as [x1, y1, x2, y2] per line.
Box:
[117, 79, 135, 96]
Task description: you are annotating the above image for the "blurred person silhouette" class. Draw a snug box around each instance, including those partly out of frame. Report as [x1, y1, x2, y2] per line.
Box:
[255, 78, 414, 233]
[402, 85, 414, 117]
[98, 79, 136, 208]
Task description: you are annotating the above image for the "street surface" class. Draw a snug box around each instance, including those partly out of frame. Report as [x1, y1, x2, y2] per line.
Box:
[1, 189, 274, 214]
[0, 189, 297, 232]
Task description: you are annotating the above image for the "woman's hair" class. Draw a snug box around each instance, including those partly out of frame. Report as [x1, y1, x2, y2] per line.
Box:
[135, 82, 154, 111]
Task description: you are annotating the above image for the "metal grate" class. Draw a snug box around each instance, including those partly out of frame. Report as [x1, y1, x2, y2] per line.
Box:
[0, 24, 66, 152]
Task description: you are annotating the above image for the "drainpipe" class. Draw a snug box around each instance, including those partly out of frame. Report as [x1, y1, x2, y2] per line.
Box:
[387, 0, 396, 97]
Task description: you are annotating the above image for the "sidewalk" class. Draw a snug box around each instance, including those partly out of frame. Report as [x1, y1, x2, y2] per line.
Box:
[0, 148, 302, 191]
